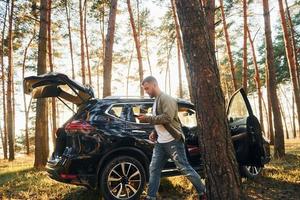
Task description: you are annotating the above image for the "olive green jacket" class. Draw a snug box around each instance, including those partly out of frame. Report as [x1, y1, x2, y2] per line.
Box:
[144, 92, 185, 142]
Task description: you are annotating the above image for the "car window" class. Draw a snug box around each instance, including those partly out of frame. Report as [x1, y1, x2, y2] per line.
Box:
[228, 92, 249, 121]
[178, 106, 197, 128]
[107, 105, 127, 120]
[128, 103, 153, 123]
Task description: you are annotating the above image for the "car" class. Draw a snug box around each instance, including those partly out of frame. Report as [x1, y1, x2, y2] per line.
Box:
[24, 72, 270, 200]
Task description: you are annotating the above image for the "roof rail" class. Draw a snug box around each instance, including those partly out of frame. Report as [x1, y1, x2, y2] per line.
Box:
[103, 96, 151, 99]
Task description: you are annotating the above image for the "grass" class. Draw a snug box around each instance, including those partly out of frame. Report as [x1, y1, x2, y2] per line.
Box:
[1, 139, 300, 199]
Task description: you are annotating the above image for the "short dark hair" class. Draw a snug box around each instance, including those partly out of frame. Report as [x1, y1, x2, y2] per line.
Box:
[141, 76, 158, 85]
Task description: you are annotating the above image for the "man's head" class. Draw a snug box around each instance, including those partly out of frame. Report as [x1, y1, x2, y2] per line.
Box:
[141, 76, 160, 98]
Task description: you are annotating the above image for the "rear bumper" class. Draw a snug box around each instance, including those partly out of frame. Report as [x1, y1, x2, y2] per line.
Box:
[46, 156, 94, 189]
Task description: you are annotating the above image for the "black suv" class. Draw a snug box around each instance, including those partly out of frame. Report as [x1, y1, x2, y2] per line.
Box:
[24, 73, 270, 200]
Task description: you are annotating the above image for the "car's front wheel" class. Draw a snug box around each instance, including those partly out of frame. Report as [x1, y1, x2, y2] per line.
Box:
[100, 156, 146, 200]
[240, 165, 262, 179]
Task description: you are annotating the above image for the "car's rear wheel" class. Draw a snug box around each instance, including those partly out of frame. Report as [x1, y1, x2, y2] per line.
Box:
[240, 165, 262, 179]
[100, 156, 146, 200]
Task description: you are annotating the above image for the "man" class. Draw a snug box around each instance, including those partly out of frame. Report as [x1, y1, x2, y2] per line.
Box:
[137, 76, 206, 200]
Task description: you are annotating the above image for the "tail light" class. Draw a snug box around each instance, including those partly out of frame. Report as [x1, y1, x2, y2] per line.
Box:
[65, 120, 95, 135]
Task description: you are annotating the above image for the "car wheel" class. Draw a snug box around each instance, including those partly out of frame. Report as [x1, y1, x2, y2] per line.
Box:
[100, 156, 146, 200]
[240, 165, 262, 179]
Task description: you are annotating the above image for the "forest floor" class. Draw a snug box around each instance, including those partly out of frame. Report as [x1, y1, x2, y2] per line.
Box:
[0, 139, 299, 200]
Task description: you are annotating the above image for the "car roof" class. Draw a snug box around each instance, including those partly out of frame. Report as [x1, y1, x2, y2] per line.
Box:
[98, 96, 194, 106]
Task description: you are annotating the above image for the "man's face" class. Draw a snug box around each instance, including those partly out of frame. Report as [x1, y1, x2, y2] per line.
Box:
[142, 82, 156, 98]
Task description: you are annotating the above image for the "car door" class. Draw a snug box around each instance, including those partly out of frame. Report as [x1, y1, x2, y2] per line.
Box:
[24, 72, 94, 106]
[227, 88, 266, 167]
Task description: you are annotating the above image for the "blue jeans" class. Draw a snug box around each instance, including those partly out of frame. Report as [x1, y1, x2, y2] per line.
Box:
[147, 139, 205, 199]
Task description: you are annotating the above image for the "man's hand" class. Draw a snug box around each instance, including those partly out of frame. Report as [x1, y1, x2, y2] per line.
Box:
[137, 114, 148, 123]
[149, 131, 157, 142]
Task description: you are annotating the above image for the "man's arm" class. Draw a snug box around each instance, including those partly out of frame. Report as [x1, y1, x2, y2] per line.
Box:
[143, 95, 177, 125]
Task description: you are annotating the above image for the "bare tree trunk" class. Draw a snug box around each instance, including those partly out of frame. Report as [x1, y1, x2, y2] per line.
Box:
[34, 0, 49, 168]
[247, 27, 264, 132]
[202, 0, 215, 49]
[219, 0, 238, 91]
[98, 6, 105, 98]
[102, 0, 118, 97]
[65, 0, 75, 79]
[145, 31, 152, 75]
[84, 0, 92, 85]
[284, 0, 300, 89]
[127, 0, 144, 96]
[7, 0, 15, 161]
[279, 85, 294, 138]
[171, 0, 193, 101]
[292, 95, 297, 138]
[47, 0, 57, 150]
[242, 0, 248, 93]
[175, 0, 243, 199]
[177, 38, 183, 98]
[278, 0, 300, 137]
[263, 0, 285, 158]
[126, 46, 134, 96]
[278, 98, 289, 139]
[22, 26, 36, 155]
[79, 0, 86, 85]
[0, 0, 8, 159]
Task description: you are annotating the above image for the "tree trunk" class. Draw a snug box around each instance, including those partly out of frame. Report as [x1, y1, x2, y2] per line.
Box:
[242, 0, 248, 93]
[127, 0, 144, 96]
[278, 98, 289, 139]
[65, 0, 75, 79]
[126, 45, 134, 97]
[7, 0, 15, 161]
[145, 31, 152, 75]
[247, 27, 264, 132]
[263, 0, 285, 158]
[175, 1, 243, 199]
[219, 0, 238, 91]
[98, 6, 105, 98]
[292, 95, 297, 138]
[102, 0, 118, 97]
[0, 0, 8, 159]
[22, 26, 36, 155]
[84, 0, 92, 85]
[34, 0, 49, 168]
[47, 0, 57, 150]
[278, 0, 300, 137]
[284, 0, 300, 90]
[177, 38, 183, 98]
[202, 0, 215, 50]
[279, 85, 294, 138]
[171, 0, 193, 101]
[79, 0, 86, 85]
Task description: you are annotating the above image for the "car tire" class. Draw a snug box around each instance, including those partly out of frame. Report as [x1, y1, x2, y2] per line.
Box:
[100, 156, 146, 200]
[240, 165, 262, 179]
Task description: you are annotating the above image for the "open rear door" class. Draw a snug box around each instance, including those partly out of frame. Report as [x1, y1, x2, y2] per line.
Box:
[24, 72, 94, 106]
[227, 88, 266, 167]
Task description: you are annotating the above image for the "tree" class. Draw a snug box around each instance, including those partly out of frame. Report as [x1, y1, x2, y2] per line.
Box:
[0, 0, 9, 159]
[84, 0, 92, 85]
[34, 0, 49, 168]
[175, 1, 243, 199]
[170, 0, 193, 101]
[219, 0, 238, 91]
[79, 0, 86, 85]
[127, 0, 144, 96]
[242, 0, 248, 93]
[7, 0, 15, 161]
[247, 26, 264, 132]
[263, 0, 285, 158]
[47, 0, 57, 149]
[102, 0, 118, 97]
[64, 0, 75, 79]
[278, 0, 300, 137]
